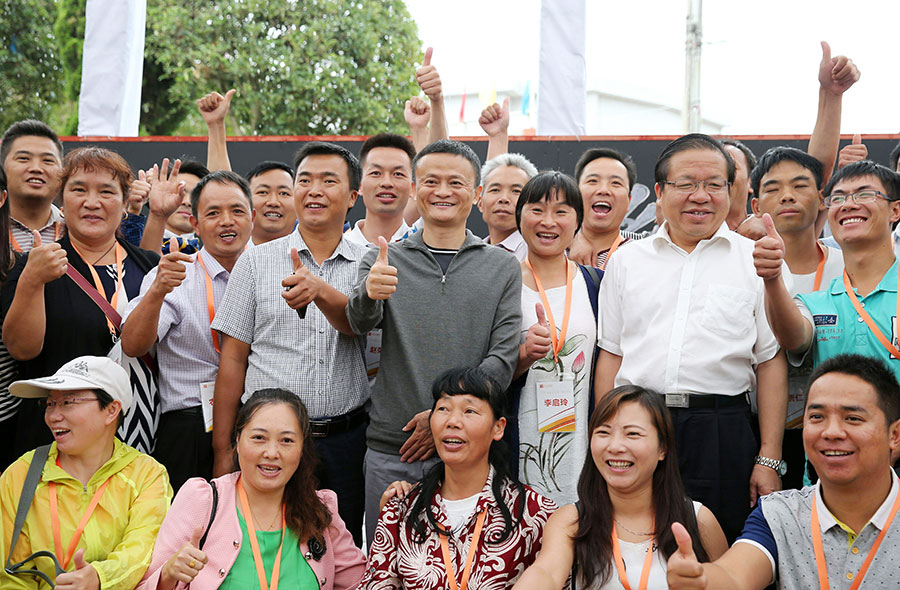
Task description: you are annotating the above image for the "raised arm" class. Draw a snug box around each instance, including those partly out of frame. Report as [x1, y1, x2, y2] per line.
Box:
[479, 97, 510, 161]
[416, 47, 449, 145]
[807, 41, 860, 188]
[404, 96, 430, 154]
[197, 89, 235, 172]
[140, 159, 187, 255]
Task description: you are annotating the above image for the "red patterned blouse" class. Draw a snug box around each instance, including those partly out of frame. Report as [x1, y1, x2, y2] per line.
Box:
[357, 468, 558, 589]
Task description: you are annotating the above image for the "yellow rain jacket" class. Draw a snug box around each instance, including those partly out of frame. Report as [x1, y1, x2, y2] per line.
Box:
[0, 439, 172, 589]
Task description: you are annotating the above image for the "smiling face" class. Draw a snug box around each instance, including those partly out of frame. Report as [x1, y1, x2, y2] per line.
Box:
[249, 168, 296, 240]
[415, 153, 480, 231]
[479, 165, 530, 235]
[519, 189, 579, 258]
[294, 154, 358, 234]
[430, 393, 505, 469]
[578, 157, 631, 236]
[359, 147, 414, 219]
[165, 172, 201, 235]
[804, 372, 900, 490]
[827, 174, 900, 249]
[655, 148, 730, 251]
[751, 160, 823, 235]
[44, 389, 119, 458]
[2, 135, 62, 204]
[590, 401, 666, 496]
[236, 402, 303, 496]
[191, 181, 254, 263]
[63, 168, 125, 244]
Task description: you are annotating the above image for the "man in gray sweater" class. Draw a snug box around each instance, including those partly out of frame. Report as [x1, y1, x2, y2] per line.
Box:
[345, 139, 522, 541]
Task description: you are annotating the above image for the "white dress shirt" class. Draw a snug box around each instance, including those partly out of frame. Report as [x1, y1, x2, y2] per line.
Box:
[483, 230, 528, 262]
[344, 219, 410, 248]
[599, 222, 778, 396]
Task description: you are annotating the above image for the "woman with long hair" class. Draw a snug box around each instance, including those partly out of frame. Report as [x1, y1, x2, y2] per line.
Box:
[359, 366, 557, 589]
[514, 385, 727, 589]
[138, 388, 365, 589]
[2, 147, 160, 455]
[513, 170, 595, 506]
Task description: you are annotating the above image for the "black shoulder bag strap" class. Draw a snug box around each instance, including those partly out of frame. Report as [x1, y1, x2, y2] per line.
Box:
[4, 444, 66, 587]
[198, 480, 219, 549]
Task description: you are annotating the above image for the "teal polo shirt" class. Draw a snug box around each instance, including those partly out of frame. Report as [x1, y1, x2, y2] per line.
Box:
[795, 259, 900, 382]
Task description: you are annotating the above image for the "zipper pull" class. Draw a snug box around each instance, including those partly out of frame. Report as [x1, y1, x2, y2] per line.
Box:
[441, 274, 446, 294]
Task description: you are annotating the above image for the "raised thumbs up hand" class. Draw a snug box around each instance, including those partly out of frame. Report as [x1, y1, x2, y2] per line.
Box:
[282, 247, 317, 317]
[818, 40, 860, 97]
[838, 133, 868, 170]
[161, 525, 209, 587]
[752, 213, 785, 282]
[416, 47, 442, 101]
[21, 229, 67, 285]
[366, 237, 398, 300]
[666, 522, 707, 589]
[54, 548, 101, 589]
[524, 302, 553, 363]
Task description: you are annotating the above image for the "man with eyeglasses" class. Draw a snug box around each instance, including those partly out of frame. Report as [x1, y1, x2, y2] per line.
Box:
[754, 160, 900, 385]
[596, 133, 787, 542]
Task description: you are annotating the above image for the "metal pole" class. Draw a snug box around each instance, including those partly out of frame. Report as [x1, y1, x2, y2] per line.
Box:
[683, 0, 702, 133]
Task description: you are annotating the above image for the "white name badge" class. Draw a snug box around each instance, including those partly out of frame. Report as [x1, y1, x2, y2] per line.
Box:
[536, 373, 576, 433]
[200, 381, 215, 432]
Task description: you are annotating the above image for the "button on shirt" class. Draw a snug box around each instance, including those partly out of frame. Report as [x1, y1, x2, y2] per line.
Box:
[599, 222, 779, 395]
[795, 259, 900, 384]
[122, 249, 229, 413]
[735, 472, 900, 589]
[211, 230, 368, 418]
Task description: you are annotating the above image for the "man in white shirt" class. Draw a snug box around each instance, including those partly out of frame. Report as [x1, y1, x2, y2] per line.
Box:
[595, 133, 787, 542]
[477, 153, 537, 262]
[245, 161, 297, 246]
[1, 120, 64, 253]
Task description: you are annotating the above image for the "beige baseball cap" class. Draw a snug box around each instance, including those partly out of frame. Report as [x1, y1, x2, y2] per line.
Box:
[10, 356, 132, 415]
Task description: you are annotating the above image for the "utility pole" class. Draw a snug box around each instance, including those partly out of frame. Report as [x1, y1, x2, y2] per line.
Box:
[683, 0, 702, 133]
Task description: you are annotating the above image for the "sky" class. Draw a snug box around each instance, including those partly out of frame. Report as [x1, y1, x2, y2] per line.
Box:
[403, 0, 899, 136]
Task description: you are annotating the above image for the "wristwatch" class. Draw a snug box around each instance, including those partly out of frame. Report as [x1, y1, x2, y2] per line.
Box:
[755, 455, 787, 477]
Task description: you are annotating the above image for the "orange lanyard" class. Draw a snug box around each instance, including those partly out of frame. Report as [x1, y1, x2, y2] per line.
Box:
[49, 457, 111, 569]
[70, 242, 125, 336]
[524, 258, 574, 362]
[237, 477, 286, 590]
[842, 267, 900, 360]
[810, 482, 900, 590]
[599, 233, 625, 271]
[9, 222, 63, 253]
[439, 509, 486, 590]
[195, 252, 221, 354]
[611, 523, 655, 590]
[812, 241, 826, 291]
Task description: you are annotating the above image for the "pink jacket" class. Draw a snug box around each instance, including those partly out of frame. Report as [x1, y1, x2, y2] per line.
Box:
[138, 472, 365, 589]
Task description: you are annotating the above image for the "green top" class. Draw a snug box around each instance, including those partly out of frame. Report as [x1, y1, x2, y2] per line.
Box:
[219, 507, 319, 590]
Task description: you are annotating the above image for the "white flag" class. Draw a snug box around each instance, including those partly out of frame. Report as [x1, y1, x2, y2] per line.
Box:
[78, 0, 146, 136]
[537, 0, 586, 136]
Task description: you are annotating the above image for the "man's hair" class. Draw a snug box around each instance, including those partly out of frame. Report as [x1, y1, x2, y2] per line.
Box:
[823, 160, 900, 202]
[806, 354, 900, 425]
[515, 170, 584, 232]
[177, 159, 210, 180]
[574, 148, 637, 190]
[888, 141, 900, 172]
[654, 133, 735, 185]
[481, 153, 538, 186]
[190, 170, 253, 218]
[412, 139, 482, 187]
[750, 146, 825, 198]
[292, 141, 361, 191]
[358, 133, 417, 168]
[0, 119, 63, 166]
[245, 161, 294, 183]
[722, 140, 757, 172]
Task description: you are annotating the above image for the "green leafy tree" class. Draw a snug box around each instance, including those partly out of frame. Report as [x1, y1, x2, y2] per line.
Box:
[145, 0, 422, 135]
[0, 0, 63, 132]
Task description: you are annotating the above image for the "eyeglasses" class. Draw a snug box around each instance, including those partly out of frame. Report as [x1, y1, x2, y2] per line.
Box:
[663, 179, 730, 196]
[39, 397, 99, 411]
[823, 190, 891, 208]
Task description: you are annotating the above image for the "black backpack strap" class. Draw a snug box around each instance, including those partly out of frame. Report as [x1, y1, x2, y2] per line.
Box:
[198, 480, 219, 549]
[577, 264, 604, 418]
[5, 444, 66, 586]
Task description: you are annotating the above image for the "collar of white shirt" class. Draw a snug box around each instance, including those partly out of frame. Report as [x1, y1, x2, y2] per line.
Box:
[651, 221, 736, 253]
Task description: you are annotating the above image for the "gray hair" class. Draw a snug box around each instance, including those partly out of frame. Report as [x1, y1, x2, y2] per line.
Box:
[481, 153, 539, 186]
